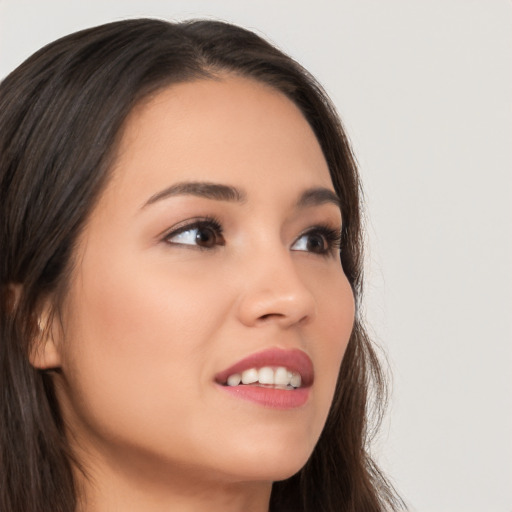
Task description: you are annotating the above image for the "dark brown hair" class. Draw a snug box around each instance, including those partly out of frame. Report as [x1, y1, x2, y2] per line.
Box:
[0, 18, 403, 512]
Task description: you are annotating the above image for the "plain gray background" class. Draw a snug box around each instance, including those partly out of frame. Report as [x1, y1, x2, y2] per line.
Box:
[1, 1, 511, 511]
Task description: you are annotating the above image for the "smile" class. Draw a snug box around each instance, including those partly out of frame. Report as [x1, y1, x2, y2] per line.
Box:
[225, 367, 302, 389]
[215, 348, 313, 409]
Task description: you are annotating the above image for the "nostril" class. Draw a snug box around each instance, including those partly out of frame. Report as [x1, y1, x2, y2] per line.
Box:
[258, 312, 285, 321]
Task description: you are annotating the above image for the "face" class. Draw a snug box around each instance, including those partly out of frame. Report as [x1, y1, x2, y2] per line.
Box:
[51, 76, 355, 488]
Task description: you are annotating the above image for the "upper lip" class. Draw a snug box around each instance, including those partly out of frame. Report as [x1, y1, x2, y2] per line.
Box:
[214, 348, 314, 387]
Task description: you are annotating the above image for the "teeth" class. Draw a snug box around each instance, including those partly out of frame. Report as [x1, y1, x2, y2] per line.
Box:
[258, 367, 274, 385]
[227, 374, 242, 386]
[290, 373, 302, 388]
[226, 366, 302, 388]
[241, 368, 258, 384]
[274, 367, 290, 386]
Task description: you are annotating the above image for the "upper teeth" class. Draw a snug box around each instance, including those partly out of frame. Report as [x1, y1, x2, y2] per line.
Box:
[226, 367, 302, 388]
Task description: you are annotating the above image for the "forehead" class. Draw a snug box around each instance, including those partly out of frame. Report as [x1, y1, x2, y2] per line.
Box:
[105, 75, 333, 208]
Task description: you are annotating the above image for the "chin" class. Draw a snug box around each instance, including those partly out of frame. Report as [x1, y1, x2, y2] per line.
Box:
[216, 429, 316, 483]
[226, 457, 308, 484]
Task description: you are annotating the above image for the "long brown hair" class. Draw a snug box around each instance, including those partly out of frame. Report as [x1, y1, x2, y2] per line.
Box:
[0, 18, 404, 511]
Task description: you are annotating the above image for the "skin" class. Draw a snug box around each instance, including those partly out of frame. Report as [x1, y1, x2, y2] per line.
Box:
[35, 75, 355, 511]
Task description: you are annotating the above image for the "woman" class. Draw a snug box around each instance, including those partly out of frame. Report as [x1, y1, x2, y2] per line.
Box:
[0, 18, 403, 512]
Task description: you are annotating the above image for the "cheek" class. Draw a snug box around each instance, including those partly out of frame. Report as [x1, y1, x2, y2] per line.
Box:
[57, 250, 224, 441]
[311, 270, 355, 412]
[69, 247, 222, 355]
[325, 280, 354, 362]
[310, 259, 355, 341]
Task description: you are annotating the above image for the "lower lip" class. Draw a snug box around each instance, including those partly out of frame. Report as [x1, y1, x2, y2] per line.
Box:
[218, 384, 310, 409]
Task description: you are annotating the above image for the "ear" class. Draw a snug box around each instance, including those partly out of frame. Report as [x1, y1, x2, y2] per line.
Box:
[5, 282, 21, 314]
[29, 301, 62, 370]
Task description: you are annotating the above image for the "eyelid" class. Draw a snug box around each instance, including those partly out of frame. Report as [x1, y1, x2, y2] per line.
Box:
[161, 216, 224, 248]
[291, 224, 343, 255]
[158, 216, 342, 255]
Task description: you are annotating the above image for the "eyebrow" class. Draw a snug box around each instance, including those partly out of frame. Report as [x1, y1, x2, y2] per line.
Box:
[296, 187, 342, 211]
[142, 181, 247, 207]
[142, 181, 341, 212]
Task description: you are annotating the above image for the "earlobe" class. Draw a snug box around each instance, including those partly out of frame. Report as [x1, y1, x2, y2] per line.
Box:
[29, 307, 62, 371]
[5, 283, 61, 369]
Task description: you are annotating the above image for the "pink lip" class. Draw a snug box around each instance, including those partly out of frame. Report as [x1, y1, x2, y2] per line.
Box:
[219, 385, 310, 409]
[215, 348, 314, 409]
[214, 348, 314, 387]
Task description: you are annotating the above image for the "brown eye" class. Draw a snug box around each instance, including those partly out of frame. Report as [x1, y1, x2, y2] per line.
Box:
[164, 219, 225, 248]
[194, 226, 219, 248]
[291, 226, 342, 256]
[305, 233, 327, 253]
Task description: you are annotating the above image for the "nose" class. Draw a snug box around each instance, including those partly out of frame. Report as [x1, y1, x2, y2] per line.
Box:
[236, 247, 317, 329]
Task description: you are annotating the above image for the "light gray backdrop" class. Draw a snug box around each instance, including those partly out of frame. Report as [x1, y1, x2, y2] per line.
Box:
[1, 1, 511, 511]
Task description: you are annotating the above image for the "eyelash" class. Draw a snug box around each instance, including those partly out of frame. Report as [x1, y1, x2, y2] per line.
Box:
[162, 217, 342, 256]
[162, 216, 225, 250]
[294, 225, 343, 257]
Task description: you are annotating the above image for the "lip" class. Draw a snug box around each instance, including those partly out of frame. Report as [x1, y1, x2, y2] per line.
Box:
[214, 347, 314, 387]
[218, 385, 310, 409]
[215, 348, 314, 409]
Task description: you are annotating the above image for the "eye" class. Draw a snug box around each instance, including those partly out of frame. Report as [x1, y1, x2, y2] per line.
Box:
[291, 226, 342, 256]
[164, 218, 225, 249]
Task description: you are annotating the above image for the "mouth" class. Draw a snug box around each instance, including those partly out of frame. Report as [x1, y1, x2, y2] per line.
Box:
[224, 366, 303, 390]
[214, 348, 314, 409]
